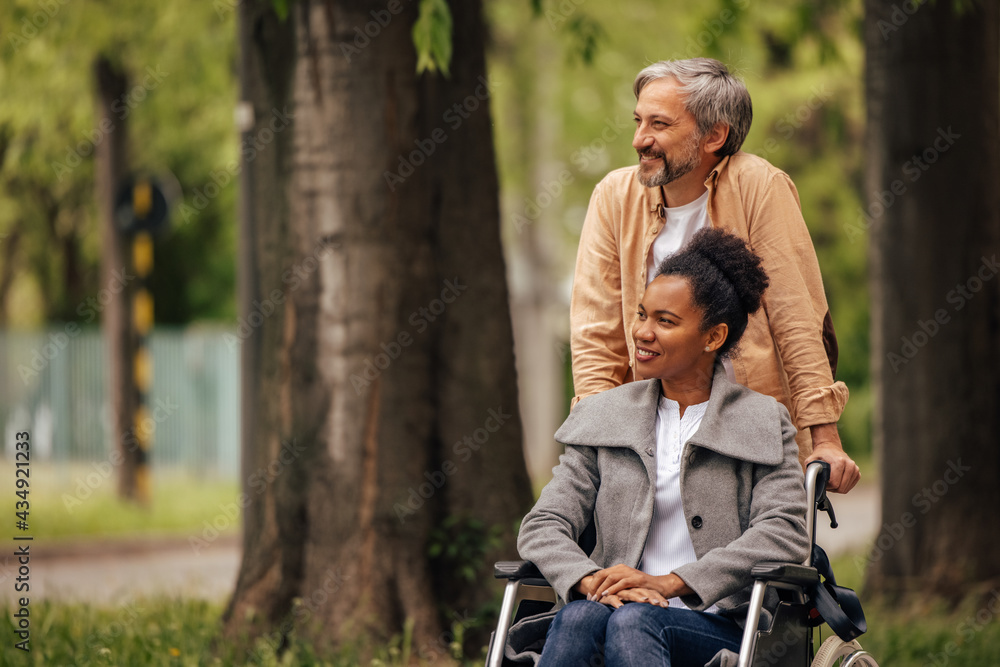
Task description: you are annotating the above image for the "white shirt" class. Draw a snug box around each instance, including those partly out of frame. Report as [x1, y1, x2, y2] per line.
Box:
[640, 395, 718, 612]
[645, 189, 710, 285]
[643, 189, 737, 384]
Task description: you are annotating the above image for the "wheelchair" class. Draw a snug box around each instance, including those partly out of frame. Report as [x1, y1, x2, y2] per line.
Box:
[485, 461, 880, 667]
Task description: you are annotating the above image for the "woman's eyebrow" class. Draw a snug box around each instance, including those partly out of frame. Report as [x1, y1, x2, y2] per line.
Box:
[651, 309, 683, 320]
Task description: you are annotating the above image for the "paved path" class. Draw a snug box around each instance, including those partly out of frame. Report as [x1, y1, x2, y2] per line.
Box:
[3, 484, 879, 606]
[1, 534, 241, 606]
[816, 481, 880, 558]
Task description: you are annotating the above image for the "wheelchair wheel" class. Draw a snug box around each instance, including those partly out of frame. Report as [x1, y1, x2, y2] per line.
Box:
[812, 636, 880, 667]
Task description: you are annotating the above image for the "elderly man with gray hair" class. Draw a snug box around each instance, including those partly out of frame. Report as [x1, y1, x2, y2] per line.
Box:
[570, 58, 860, 492]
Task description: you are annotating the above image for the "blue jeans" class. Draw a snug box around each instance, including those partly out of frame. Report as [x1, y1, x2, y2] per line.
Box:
[537, 600, 743, 666]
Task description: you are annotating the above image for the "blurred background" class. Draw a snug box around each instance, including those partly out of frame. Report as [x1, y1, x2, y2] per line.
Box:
[4, 0, 998, 665]
[0, 0, 869, 493]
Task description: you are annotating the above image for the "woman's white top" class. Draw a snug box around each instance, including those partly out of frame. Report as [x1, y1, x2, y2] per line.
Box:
[640, 394, 718, 613]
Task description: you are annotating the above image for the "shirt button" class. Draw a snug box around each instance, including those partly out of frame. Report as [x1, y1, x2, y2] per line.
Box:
[645, 447, 654, 457]
[691, 516, 703, 529]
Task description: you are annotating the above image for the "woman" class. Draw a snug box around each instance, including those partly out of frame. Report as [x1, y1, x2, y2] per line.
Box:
[514, 228, 810, 666]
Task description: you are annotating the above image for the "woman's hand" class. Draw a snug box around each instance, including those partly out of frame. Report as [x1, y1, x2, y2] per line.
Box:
[574, 575, 626, 608]
[586, 565, 692, 604]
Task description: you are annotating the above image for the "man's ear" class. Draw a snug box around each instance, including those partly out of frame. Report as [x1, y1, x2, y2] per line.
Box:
[702, 122, 729, 155]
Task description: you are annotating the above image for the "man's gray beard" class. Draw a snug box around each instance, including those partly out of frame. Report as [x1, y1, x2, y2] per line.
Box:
[636, 133, 702, 188]
[637, 157, 699, 187]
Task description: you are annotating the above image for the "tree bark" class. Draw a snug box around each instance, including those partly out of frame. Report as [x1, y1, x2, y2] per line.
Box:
[865, 0, 1000, 599]
[224, 0, 532, 658]
[94, 57, 140, 502]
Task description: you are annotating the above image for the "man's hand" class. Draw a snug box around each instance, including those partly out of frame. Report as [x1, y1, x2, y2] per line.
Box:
[806, 423, 860, 494]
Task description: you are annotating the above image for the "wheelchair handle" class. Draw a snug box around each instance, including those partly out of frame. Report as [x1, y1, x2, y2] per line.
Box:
[804, 461, 838, 567]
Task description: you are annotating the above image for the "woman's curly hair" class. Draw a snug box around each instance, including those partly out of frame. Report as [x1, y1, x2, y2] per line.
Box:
[654, 227, 769, 358]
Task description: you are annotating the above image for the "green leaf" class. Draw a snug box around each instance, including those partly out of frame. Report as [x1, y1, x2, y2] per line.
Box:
[413, 0, 453, 77]
[272, 0, 289, 21]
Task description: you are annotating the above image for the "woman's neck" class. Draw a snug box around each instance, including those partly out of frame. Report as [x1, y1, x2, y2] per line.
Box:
[659, 365, 714, 418]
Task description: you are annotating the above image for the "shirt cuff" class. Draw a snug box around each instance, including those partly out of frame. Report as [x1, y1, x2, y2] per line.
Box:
[791, 381, 850, 428]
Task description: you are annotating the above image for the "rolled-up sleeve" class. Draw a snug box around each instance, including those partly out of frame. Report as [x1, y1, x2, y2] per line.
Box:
[570, 183, 632, 407]
[745, 172, 849, 427]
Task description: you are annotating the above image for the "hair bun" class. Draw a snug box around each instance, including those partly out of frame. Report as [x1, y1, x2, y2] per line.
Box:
[687, 228, 768, 314]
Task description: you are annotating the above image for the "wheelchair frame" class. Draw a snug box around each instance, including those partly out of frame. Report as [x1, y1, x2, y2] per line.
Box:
[486, 462, 879, 667]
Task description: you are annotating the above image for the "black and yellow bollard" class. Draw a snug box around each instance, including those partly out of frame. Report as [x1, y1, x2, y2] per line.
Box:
[131, 180, 155, 506]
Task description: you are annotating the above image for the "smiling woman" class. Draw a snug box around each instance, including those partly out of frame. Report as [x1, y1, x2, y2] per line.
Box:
[512, 228, 808, 666]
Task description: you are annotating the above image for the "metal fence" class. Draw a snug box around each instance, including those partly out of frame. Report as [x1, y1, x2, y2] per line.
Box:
[0, 326, 239, 479]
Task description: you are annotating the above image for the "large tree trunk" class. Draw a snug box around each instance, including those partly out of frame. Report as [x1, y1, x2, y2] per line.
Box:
[223, 0, 533, 658]
[865, 0, 1000, 599]
[94, 57, 141, 502]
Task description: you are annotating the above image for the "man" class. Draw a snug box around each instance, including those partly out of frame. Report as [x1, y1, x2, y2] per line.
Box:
[570, 58, 860, 492]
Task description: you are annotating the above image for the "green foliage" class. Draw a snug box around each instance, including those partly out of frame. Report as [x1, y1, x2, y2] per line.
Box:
[428, 515, 503, 584]
[0, 0, 238, 327]
[413, 0, 453, 77]
[272, 0, 290, 21]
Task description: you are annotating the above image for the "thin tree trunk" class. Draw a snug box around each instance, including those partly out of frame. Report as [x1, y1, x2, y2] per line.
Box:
[94, 57, 139, 502]
[224, 0, 532, 658]
[865, 0, 1000, 599]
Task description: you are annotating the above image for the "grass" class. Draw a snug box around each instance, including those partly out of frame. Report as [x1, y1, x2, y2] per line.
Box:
[2, 463, 240, 541]
[3, 560, 999, 666]
[0, 599, 457, 667]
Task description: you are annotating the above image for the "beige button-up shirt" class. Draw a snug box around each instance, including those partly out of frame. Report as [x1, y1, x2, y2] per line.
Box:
[569, 152, 849, 459]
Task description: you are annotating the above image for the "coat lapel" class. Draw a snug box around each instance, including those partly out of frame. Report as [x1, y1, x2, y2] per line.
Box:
[556, 363, 785, 467]
[688, 363, 785, 466]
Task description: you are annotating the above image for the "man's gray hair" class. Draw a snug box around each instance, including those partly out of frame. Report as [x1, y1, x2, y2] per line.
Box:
[633, 58, 752, 157]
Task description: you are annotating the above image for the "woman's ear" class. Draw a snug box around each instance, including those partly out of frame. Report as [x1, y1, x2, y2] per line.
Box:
[705, 322, 728, 353]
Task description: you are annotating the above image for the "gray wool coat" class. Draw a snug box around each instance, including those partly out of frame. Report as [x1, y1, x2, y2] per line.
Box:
[512, 363, 810, 660]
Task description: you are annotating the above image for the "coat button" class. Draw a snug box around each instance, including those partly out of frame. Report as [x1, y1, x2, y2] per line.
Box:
[691, 516, 703, 529]
[645, 447, 654, 456]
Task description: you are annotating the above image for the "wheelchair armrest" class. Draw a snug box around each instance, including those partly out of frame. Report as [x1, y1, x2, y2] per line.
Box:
[751, 562, 819, 587]
[494, 560, 544, 580]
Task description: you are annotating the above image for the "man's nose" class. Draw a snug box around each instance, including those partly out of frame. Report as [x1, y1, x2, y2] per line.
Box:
[632, 125, 653, 151]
